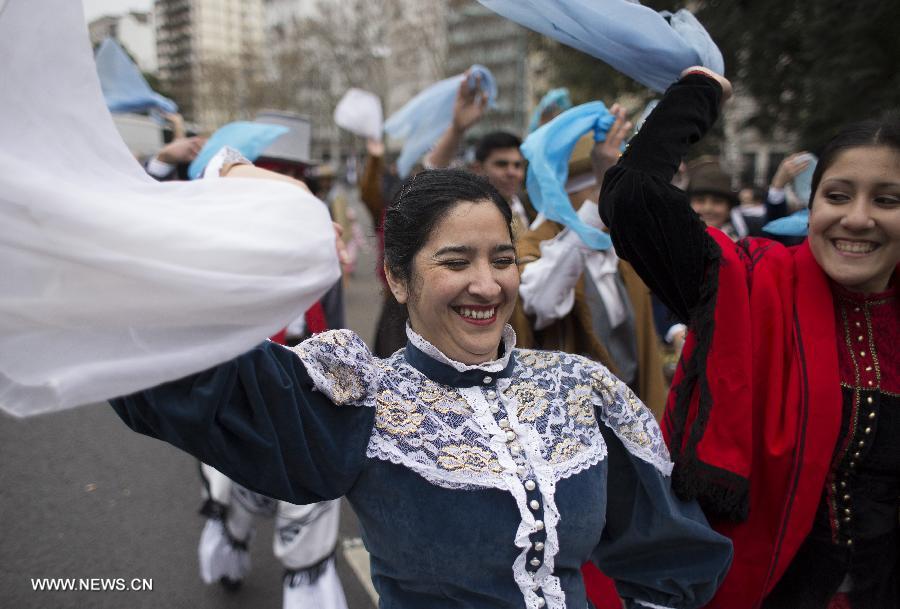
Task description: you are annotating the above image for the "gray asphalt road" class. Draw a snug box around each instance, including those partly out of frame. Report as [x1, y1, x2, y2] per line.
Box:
[0, 192, 383, 609]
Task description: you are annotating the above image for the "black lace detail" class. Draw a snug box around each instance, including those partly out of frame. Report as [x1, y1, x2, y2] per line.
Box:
[198, 499, 250, 550]
[199, 497, 227, 520]
[283, 551, 336, 587]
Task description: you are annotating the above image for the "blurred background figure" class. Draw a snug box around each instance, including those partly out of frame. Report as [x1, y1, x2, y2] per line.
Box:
[358, 137, 410, 357]
[686, 157, 746, 240]
[513, 114, 668, 419]
[144, 135, 205, 180]
[425, 78, 535, 231]
[139, 114, 351, 609]
[738, 185, 768, 236]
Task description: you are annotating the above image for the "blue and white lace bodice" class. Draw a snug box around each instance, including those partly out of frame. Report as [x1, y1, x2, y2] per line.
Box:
[294, 325, 671, 488]
[111, 325, 731, 609]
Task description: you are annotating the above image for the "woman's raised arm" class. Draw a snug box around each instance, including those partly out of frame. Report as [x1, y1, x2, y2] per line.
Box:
[598, 71, 729, 323]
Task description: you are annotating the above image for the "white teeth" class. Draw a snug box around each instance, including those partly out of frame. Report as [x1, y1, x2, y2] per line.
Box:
[458, 307, 496, 320]
[834, 240, 876, 254]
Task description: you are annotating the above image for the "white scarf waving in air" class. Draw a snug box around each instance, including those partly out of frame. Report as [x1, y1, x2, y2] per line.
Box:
[0, 0, 340, 417]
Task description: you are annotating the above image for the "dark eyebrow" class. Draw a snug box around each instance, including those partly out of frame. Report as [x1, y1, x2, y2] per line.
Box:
[433, 244, 516, 257]
[820, 178, 855, 187]
[433, 245, 474, 257]
[822, 177, 900, 189]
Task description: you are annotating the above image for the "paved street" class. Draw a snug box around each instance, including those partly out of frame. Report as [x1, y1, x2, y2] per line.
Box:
[0, 192, 382, 609]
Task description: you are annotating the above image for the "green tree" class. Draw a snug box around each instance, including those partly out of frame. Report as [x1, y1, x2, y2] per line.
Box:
[695, 0, 900, 149]
[528, 1, 897, 154]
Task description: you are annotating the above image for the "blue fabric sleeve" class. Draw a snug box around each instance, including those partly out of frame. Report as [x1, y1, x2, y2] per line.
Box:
[592, 425, 732, 608]
[109, 341, 376, 505]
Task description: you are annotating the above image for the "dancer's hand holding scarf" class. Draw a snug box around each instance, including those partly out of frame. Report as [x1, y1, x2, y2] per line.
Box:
[521, 102, 622, 250]
[478, 0, 723, 92]
[384, 65, 497, 177]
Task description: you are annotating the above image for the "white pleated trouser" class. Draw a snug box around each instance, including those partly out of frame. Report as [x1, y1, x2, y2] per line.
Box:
[199, 464, 348, 609]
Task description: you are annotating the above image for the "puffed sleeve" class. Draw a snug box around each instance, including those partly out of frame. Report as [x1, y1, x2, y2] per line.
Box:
[110, 331, 378, 505]
[598, 74, 723, 324]
[590, 369, 732, 608]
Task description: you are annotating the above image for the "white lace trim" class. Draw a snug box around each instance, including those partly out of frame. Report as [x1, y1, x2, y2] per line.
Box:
[405, 323, 515, 374]
[590, 366, 673, 477]
[290, 331, 380, 407]
[460, 385, 567, 609]
[294, 331, 675, 609]
[294, 332, 672, 486]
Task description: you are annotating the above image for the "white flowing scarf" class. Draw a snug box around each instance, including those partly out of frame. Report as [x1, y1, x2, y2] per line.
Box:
[0, 0, 340, 416]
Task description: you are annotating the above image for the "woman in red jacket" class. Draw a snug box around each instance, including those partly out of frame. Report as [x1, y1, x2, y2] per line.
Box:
[598, 67, 899, 609]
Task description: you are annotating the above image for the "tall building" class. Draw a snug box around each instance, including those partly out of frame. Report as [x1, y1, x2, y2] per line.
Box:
[89, 11, 158, 74]
[445, 0, 528, 143]
[155, 0, 266, 130]
[155, 0, 195, 120]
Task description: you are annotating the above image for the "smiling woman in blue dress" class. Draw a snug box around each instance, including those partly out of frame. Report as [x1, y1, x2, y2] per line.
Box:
[111, 167, 732, 609]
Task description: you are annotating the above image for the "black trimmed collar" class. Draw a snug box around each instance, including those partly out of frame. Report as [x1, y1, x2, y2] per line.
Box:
[403, 339, 516, 388]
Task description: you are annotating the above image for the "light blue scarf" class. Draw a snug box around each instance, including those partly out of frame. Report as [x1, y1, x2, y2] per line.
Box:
[528, 88, 573, 133]
[94, 38, 177, 114]
[762, 155, 817, 237]
[764, 209, 809, 237]
[793, 154, 818, 205]
[477, 0, 724, 92]
[384, 65, 497, 178]
[188, 122, 289, 180]
[521, 102, 617, 250]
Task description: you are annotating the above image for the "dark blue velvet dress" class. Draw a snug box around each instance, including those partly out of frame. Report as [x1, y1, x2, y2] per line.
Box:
[111, 326, 731, 609]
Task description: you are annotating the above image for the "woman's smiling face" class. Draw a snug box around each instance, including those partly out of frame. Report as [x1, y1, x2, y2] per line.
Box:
[387, 200, 519, 365]
[808, 145, 900, 294]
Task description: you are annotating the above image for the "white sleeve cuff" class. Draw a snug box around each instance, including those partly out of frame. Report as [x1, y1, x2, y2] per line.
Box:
[767, 186, 786, 204]
[202, 146, 251, 179]
[519, 230, 584, 329]
[664, 323, 687, 344]
[146, 156, 174, 178]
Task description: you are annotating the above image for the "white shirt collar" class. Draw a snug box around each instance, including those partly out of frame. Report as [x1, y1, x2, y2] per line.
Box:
[405, 323, 516, 373]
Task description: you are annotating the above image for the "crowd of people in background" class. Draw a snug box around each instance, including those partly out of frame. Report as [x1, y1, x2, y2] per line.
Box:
[6, 4, 893, 607]
[118, 55, 899, 609]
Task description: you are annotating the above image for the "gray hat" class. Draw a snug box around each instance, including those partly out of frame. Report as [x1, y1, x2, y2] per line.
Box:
[254, 110, 312, 164]
[687, 157, 737, 206]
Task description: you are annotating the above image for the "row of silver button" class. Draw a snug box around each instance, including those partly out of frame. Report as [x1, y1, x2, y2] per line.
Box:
[480, 378, 545, 607]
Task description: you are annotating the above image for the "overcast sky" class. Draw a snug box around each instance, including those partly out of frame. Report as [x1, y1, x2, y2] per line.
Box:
[82, 0, 153, 22]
